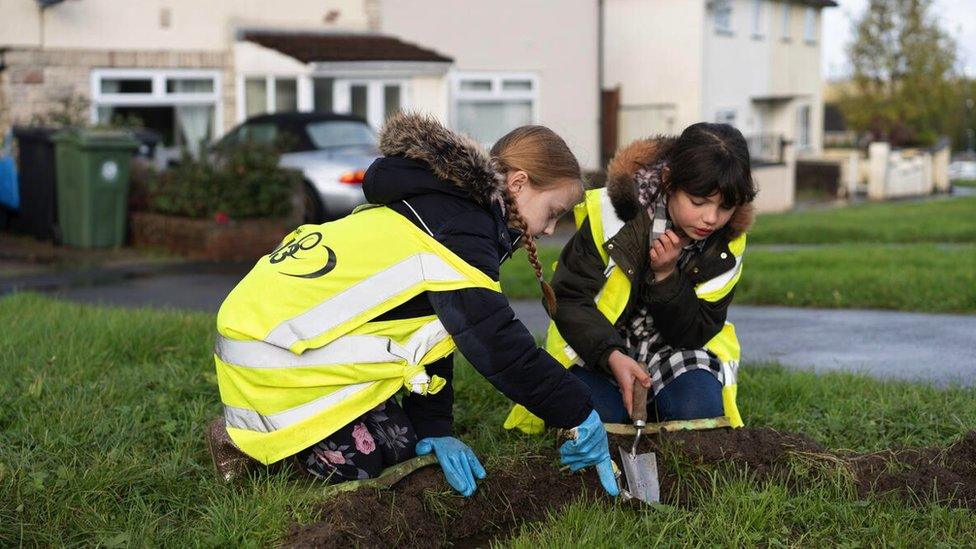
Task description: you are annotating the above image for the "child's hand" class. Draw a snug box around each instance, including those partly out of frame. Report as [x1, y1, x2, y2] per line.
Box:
[649, 229, 689, 282]
[607, 350, 651, 418]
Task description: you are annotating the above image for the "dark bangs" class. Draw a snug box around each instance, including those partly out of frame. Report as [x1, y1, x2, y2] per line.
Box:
[667, 123, 758, 209]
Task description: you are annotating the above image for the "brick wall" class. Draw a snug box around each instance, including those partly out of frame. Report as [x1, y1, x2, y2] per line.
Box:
[0, 48, 234, 136]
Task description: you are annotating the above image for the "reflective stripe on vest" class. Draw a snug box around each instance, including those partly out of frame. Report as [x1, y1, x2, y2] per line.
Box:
[220, 316, 451, 369]
[216, 205, 499, 464]
[224, 381, 375, 433]
[264, 253, 466, 349]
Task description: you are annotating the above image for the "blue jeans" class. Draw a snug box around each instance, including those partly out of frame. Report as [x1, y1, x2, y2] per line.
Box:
[571, 366, 724, 424]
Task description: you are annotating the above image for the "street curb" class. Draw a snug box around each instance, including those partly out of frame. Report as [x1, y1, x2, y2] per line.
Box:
[0, 260, 252, 296]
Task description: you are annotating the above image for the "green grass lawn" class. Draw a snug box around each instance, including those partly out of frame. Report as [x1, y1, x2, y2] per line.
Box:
[2, 295, 975, 546]
[500, 196, 976, 313]
[747, 196, 976, 244]
[952, 179, 976, 188]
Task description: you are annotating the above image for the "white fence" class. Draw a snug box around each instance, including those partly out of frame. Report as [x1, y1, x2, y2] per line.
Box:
[867, 142, 951, 200]
[820, 142, 951, 200]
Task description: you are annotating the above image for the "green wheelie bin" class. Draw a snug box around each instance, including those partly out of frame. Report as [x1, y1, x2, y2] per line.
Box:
[52, 129, 139, 248]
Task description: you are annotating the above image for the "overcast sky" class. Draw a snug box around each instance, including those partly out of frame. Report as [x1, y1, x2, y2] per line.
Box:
[822, 0, 976, 80]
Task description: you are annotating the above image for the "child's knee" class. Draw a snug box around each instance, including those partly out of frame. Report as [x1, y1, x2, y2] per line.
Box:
[654, 370, 724, 421]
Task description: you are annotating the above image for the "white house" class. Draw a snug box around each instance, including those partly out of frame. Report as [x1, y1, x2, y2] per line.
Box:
[604, 0, 835, 210]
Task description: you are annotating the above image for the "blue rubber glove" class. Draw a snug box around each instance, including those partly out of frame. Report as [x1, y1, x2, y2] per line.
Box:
[415, 436, 487, 497]
[558, 410, 620, 497]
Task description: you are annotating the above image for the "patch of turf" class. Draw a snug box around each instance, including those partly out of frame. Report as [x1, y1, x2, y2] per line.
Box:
[748, 196, 976, 244]
[738, 243, 976, 313]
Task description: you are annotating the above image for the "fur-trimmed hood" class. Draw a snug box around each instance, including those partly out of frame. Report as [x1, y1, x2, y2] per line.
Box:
[372, 111, 505, 206]
[605, 137, 755, 237]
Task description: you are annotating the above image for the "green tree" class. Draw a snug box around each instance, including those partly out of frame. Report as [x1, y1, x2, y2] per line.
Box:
[840, 0, 958, 147]
[947, 77, 975, 153]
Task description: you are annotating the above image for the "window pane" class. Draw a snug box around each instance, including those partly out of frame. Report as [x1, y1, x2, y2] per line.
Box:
[782, 4, 791, 38]
[101, 78, 152, 94]
[166, 78, 214, 94]
[797, 106, 811, 148]
[752, 0, 763, 36]
[245, 78, 268, 118]
[350, 84, 368, 119]
[384, 84, 402, 120]
[275, 78, 298, 112]
[244, 123, 278, 145]
[313, 78, 334, 112]
[502, 80, 533, 91]
[176, 104, 214, 157]
[456, 100, 532, 145]
[804, 7, 816, 41]
[459, 80, 491, 92]
[714, 0, 732, 32]
[305, 121, 377, 150]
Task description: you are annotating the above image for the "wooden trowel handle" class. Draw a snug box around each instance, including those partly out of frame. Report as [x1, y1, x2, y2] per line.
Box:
[631, 382, 649, 425]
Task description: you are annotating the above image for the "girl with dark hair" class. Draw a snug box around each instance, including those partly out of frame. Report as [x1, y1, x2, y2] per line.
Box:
[209, 113, 619, 498]
[506, 122, 757, 433]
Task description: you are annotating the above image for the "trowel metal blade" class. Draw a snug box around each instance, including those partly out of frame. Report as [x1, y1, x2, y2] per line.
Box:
[618, 447, 660, 504]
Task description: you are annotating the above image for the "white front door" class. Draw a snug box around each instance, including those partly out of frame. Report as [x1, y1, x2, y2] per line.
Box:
[332, 80, 407, 129]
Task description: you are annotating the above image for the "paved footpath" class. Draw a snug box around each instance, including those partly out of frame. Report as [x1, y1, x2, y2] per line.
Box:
[6, 267, 972, 387]
[508, 302, 976, 387]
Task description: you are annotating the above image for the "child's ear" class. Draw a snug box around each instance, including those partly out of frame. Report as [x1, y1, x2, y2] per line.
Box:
[507, 170, 528, 195]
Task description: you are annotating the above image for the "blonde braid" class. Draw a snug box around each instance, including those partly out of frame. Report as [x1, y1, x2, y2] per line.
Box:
[503, 189, 558, 317]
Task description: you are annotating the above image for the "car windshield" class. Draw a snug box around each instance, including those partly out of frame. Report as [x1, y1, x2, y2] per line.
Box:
[305, 120, 377, 150]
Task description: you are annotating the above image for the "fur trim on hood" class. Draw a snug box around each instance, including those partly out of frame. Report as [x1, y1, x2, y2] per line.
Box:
[605, 137, 755, 237]
[378, 111, 505, 206]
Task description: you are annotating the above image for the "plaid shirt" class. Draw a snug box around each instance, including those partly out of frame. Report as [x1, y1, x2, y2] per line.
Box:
[621, 171, 722, 396]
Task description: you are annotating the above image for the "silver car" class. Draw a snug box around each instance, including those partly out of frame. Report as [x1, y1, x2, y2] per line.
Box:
[217, 112, 379, 221]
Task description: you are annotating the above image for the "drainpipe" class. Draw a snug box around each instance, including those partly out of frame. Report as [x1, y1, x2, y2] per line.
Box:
[597, 0, 605, 168]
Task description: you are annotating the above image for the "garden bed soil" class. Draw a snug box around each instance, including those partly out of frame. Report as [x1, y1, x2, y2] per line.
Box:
[130, 211, 290, 262]
[284, 428, 976, 548]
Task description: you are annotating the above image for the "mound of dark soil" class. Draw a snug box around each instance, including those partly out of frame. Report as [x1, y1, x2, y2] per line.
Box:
[848, 430, 976, 507]
[283, 428, 976, 548]
[282, 457, 603, 548]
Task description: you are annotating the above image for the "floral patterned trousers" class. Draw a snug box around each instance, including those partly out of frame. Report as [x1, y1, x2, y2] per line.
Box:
[295, 398, 418, 482]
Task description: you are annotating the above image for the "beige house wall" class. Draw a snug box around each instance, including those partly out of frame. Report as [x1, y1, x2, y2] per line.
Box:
[752, 148, 796, 212]
[604, 0, 706, 141]
[0, 0, 367, 50]
[379, 0, 600, 169]
[408, 76, 449, 122]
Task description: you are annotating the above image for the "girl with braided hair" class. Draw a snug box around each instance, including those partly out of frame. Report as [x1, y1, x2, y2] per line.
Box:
[208, 113, 619, 498]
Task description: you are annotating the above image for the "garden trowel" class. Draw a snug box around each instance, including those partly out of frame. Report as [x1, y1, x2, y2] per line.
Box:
[617, 382, 660, 504]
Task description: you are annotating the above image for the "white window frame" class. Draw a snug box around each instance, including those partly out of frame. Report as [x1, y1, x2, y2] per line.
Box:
[450, 71, 539, 144]
[89, 68, 223, 131]
[332, 79, 409, 129]
[803, 7, 817, 44]
[713, 0, 734, 35]
[781, 2, 792, 41]
[752, 0, 765, 39]
[236, 74, 313, 122]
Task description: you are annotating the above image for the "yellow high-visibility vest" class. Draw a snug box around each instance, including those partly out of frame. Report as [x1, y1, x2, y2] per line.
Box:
[215, 205, 501, 464]
[504, 188, 745, 434]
